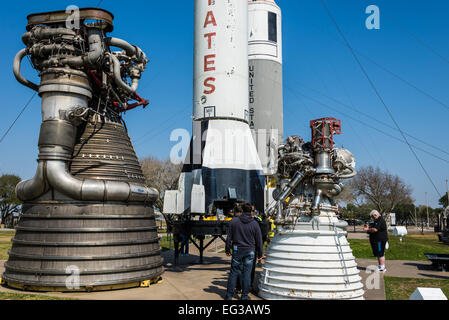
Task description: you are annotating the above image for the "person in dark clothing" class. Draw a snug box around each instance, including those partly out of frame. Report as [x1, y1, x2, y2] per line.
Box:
[251, 207, 266, 292]
[225, 203, 265, 300]
[364, 210, 389, 272]
[236, 206, 265, 293]
[179, 234, 189, 257]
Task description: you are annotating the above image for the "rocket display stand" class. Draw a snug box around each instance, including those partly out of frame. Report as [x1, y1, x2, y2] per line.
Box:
[169, 219, 229, 266]
[167, 216, 270, 266]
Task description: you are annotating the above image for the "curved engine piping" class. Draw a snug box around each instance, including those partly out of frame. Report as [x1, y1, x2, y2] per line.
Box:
[13, 48, 39, 92]
[14, 24, 156, 204]
[109, 53, 139, 93]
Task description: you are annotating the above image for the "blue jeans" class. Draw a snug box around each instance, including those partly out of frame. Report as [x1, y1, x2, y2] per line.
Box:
[225, 250, 255, 300]
[180, 234, 189, 255]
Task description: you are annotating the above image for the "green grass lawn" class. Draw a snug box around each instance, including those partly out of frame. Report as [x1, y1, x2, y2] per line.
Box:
[385, 276, 449, 300]
[159, 235, 175, 252]
[349, 234, 449, 261]
[158, 235, 200, 251]
[0, 231, 14, 260]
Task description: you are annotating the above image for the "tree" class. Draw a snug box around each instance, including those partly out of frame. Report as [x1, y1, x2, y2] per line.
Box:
[0, 174, 22, 228]
[335, 183, 356, 205]
[439, 194, 448, 208]
[342, 203, 375, 221]
[394, 202, 416, 225]
[350, 166, 413, 222]
[140, 157, 183, 211]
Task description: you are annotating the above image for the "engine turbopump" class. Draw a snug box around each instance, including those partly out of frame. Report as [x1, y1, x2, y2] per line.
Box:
[271, 118, 356, 224]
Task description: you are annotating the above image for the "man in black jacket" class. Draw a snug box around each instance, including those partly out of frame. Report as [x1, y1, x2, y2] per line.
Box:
[225, 203, 265, 300]
[364, 210, 389, 272]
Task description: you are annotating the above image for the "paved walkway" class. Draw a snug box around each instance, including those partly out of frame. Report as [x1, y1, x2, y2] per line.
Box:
[346, 232, 369, 240]
[0, 251, 260, 301]
[357, 258, 449, 281]
[356, 261, 386, 300]
[1, 252, 448, 300]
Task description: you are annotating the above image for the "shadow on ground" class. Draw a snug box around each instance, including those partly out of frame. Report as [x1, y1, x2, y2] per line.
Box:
[203, 276, 228, 299]
[417, 273, 449, 280]
[162, 251, 230, 272]
[403, 262, 438, 271]
[403, 262, 449, 279]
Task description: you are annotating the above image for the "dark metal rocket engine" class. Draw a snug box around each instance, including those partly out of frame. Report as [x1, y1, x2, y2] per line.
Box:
[2, 8, 163, 291]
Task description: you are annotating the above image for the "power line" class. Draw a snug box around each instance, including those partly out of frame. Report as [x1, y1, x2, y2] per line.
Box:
[283, 12, 449, 160]
[294, 12, 449, 113]
[261, 67, 449, 163]
[292, 79, 449, 158]
[0, 93, 37, 145]
[318, 58, 385, 166]
[257, 66, 449, 165]
[385, 13, 449, 67]
[133, 104, 191, 144]
[357, 51, 449, 112]
[134, 109, 190, 148]
[288, 85, 449, 165]
[320, 0, 442, 198]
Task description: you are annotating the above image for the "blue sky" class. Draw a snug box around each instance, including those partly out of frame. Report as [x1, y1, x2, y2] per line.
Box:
[0, 0, 448, 207]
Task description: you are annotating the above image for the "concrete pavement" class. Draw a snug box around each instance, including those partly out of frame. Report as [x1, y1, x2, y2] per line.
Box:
[346, 231, 369, 240]
[1, 251, 448, 300]
[0, 253, 386, 301]
[0, 251, 260, 300]
[357, 258, 449, 281]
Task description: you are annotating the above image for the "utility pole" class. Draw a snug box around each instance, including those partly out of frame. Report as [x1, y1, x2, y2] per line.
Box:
[421, 205, 424, 234]
[446, 179, 449, 206]
[426, 192, 429, 229]
[414, 206, 417, 229]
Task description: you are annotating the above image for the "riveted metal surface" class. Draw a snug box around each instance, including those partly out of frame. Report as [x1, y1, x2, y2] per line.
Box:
[5, 117, 161, 291]
[3, 203, 164, 290]
[70, 118, 146, 184]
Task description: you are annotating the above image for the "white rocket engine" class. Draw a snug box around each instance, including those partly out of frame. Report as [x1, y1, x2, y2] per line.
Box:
[259, 118, 365, 300]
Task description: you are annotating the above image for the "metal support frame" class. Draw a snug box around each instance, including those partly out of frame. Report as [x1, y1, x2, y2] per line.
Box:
[169, 218, 269, 266]
[170, 220, 230, 266]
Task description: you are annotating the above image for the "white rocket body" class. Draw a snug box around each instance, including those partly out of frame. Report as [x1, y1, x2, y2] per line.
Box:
[248, 0, 283, 177]
[164, 0, 265, 215]
[248, 0, 284, 212]
[248, 0, 282, 65]
[194, 0, 249, 121]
